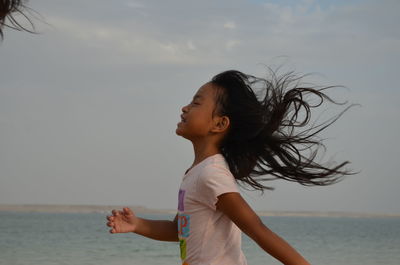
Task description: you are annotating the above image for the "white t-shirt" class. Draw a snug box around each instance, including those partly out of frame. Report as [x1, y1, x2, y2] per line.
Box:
[177, 154, 248, 265]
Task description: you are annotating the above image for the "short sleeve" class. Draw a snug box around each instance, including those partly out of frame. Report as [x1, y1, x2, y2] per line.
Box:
[196, 162, 239, 210]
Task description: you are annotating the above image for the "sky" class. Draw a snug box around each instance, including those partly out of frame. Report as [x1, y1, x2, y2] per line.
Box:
[0, 0, 399, 214]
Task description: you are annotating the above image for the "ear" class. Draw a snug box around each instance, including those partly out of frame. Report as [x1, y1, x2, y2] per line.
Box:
[211, 116, 230, 133]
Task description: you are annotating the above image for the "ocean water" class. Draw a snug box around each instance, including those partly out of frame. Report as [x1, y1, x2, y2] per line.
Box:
[0, 212, 399, 265]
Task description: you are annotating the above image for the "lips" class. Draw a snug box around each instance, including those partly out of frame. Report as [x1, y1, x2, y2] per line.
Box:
[180, 115, 186, 123]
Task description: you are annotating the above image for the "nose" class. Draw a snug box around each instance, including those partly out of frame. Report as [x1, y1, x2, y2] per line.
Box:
[181, 104, 189, 113]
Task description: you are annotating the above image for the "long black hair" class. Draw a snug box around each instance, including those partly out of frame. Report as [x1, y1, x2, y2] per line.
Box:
[211, 69, 359, 191]
[0, 0, 35, 39]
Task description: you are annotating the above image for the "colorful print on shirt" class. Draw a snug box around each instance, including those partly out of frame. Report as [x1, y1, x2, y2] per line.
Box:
[178, 189, 185, 211]
[177, 189, 190, 262]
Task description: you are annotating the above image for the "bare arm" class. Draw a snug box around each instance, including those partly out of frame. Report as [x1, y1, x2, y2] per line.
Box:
[106, 208, 179, 242]
[135, 213, 179, 241]
[216, 193, 311, 265]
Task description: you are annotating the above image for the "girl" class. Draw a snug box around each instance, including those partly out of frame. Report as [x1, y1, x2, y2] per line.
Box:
[106, 69, 356, 265]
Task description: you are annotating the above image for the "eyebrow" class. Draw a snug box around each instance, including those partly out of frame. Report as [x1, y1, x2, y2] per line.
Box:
[192, 95, 203, 100]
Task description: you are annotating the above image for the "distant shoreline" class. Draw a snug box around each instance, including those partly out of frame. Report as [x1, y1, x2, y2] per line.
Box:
[1, 204, 399, 218]
[0, 204, 175, 215]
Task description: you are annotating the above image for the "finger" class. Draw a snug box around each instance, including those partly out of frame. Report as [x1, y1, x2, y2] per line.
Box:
[107, 216, 114, 221]
[109, 229, 115, 234]
[106, 221, 114, 227]
[112, 210, 121, 216]
[123, 207, 133, 215]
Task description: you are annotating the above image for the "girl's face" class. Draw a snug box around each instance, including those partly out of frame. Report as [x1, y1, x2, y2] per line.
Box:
[176, 82, 219, 141]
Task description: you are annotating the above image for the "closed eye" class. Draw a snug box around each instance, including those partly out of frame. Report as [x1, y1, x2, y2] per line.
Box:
[191, 95, 202, 105]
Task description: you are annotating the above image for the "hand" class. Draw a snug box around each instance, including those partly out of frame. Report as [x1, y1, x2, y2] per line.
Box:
[106, 207, 138, 234]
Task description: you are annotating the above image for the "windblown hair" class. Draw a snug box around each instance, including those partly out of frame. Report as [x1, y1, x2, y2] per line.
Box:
[0, 0, 35, 39]
[211, 69, 359, 191]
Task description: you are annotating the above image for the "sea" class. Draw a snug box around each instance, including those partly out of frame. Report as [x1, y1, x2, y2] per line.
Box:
[0, 211, 399, 265]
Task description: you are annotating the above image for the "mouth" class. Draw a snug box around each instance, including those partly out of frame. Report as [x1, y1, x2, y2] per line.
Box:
[180, 115, 186, 123]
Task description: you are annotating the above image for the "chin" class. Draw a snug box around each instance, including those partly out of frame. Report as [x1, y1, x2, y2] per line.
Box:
[176, 123, 185, 136]
[175, 127, 184, 136]
[175, 129, 191, 141]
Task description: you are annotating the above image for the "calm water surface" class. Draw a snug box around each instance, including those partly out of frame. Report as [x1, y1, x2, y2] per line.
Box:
[0, 212, 399, 265]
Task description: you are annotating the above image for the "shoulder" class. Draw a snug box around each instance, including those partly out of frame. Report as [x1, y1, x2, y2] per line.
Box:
[197, 154, 237, 191]
[199, 154, 233, 178]
[195, 154, 239, 209]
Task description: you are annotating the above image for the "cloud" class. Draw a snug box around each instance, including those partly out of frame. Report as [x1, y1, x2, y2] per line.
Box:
[186, 40, 196, 51]
[223, 21, 236, 30]
[225, 40, 240, 51]
[34, 0, 399, 70]
[45, 16, 208, 65]
[1, 0, 399, 213]
[125, 0, 145, 9]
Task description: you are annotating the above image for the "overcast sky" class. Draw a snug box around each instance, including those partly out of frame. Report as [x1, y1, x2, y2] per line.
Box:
[1, 0, 399, 214]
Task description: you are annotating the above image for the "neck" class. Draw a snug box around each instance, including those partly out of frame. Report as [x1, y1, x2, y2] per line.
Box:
[191, 139, 220, 167]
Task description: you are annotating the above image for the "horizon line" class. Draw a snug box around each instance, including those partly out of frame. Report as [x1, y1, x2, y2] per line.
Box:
[1, 203, 399, 218]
